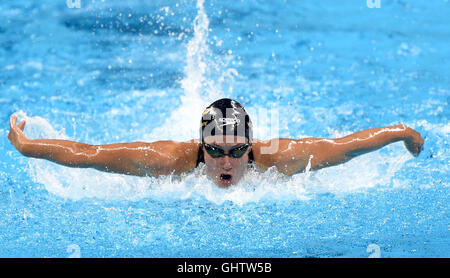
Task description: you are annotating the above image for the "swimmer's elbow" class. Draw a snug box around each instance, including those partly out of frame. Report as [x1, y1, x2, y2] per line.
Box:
[70, 144, 103, 167]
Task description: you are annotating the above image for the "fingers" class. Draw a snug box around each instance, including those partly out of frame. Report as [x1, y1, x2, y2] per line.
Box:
[10, 114, 17, 128]
[413, 142, 424, 157]
[416, 132, 424, 155]
[404, 140, 423, 157]
[418, 142, 424, 155]
[8, 115, 27, 150]
[9, 115, 26, 131]
[18, 120, 26, 131]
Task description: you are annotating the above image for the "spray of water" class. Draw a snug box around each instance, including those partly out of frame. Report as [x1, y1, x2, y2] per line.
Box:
[144, 0, 235, 142]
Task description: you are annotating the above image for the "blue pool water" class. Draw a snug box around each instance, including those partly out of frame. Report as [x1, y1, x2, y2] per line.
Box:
[0, 0, 449, 258]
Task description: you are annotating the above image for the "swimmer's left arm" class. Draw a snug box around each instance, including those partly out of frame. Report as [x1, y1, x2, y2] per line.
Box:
[253, 124, 424, 175]
[7, 114, 199, 177]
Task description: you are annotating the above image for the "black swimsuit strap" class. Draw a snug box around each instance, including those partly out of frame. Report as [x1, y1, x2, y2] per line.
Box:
[195, 145, 254, 167]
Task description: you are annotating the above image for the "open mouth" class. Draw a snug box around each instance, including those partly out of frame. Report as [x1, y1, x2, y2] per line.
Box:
[219, 174, 233, 185]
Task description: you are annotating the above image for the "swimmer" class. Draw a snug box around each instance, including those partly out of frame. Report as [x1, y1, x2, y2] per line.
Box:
[8, 98, 424, 188]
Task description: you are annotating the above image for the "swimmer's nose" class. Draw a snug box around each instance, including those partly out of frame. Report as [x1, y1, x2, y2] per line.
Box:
[221, 155, 232, 170]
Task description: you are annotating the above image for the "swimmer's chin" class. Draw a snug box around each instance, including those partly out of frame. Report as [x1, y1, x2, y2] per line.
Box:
[215, 183, 234, 189]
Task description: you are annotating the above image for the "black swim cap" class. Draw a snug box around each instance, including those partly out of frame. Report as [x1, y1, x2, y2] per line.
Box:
[200, 98, 253, 144]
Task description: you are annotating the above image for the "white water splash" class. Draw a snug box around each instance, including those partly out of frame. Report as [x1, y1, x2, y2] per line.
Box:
[144, 0, 236, 142]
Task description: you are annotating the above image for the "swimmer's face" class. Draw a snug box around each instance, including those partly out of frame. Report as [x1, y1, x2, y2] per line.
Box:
[203, 135, 251, 188]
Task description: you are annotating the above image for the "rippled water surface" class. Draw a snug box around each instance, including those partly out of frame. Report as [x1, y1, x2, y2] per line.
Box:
[0, 0, 448, 257]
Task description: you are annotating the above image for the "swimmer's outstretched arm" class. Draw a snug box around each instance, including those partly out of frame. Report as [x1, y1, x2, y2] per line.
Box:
[252, 124, 424, 175]
[7, 115, 199, 176]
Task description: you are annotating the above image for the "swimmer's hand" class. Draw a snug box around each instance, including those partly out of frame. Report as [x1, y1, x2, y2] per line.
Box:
[403, 126, 424, 157]
[8, 114, 29, 153]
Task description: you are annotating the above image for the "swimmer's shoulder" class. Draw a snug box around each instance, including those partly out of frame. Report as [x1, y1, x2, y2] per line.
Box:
[251, 139, 277, 170]
[251, 138, 309, 172]
[174, 139, 201, 163]
[150, 139, 201, 174]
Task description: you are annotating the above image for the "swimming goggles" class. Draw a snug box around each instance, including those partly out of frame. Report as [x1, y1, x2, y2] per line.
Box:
[203, 143, 251, 158]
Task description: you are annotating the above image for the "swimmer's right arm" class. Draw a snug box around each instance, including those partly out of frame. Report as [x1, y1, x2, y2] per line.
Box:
[8, 115, 199, 177]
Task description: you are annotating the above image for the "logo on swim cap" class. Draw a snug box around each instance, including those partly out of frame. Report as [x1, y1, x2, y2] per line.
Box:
[217, 117, 240, 127]
[200, 98, 253, 144]
[201, 108, 211, 116]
